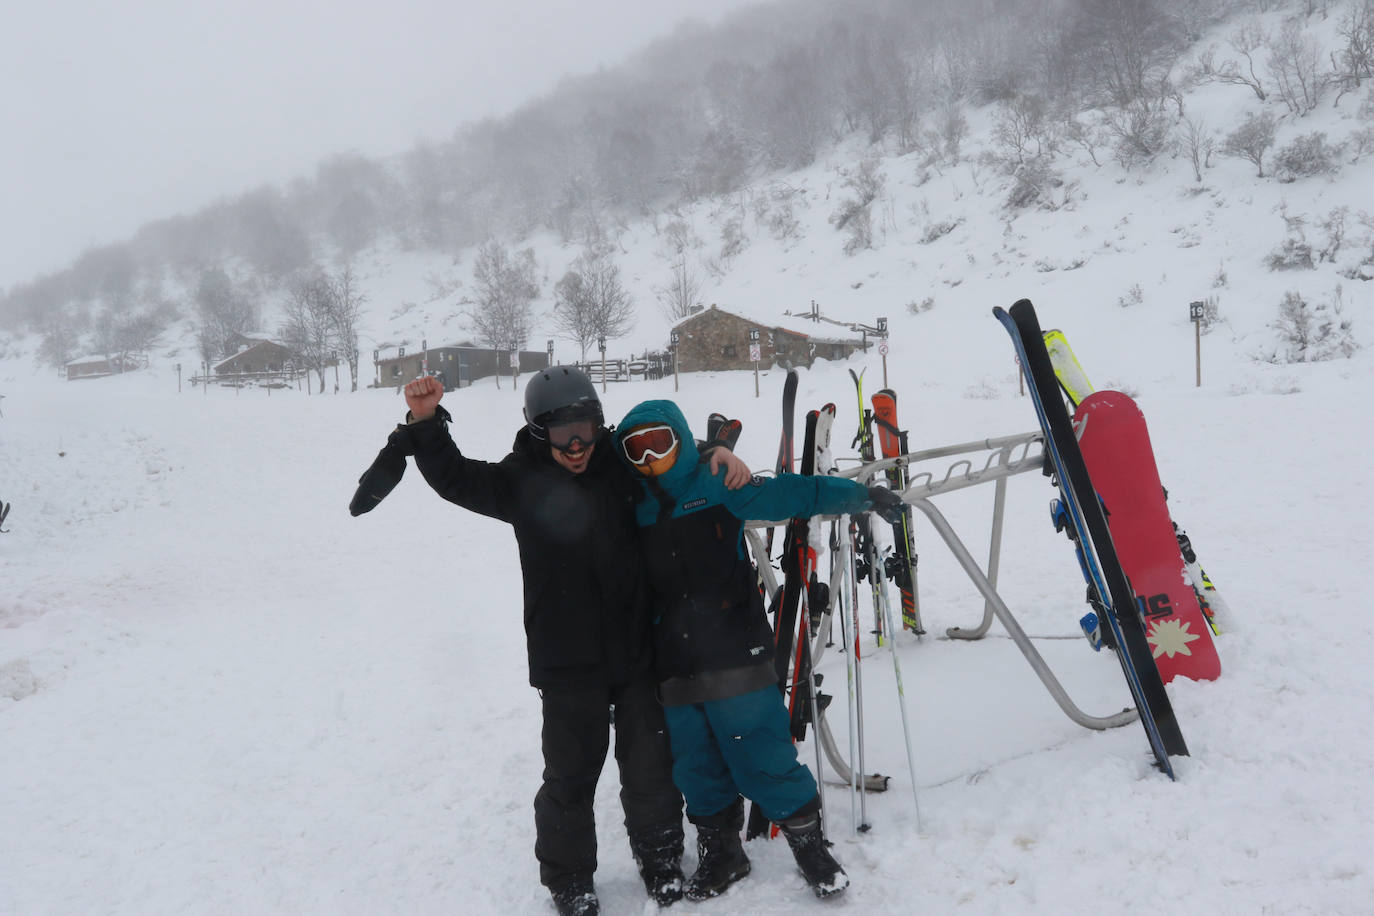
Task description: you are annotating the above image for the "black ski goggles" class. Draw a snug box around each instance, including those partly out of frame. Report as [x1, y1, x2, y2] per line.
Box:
[620, 424, 679, 466]
[547, 418, 600, 453]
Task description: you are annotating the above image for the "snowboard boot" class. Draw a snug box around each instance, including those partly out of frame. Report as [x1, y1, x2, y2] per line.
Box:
[780, 801, 849, 900]
[684, 797, 751, 901]
[549, 875, 599, 916]
[628, 822, 686, 906]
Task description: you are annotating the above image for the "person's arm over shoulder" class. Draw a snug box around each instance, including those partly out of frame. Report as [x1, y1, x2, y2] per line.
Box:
[717, 472, 869, 523]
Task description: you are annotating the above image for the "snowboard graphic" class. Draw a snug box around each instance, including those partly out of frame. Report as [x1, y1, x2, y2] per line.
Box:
[1074, 391, 1221, 683]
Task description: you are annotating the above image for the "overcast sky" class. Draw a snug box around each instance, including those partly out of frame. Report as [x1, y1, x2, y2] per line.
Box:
[0, 0, 758, 291]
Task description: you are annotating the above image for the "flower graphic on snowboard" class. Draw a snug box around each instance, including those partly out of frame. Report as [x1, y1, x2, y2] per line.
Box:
[1147, 618, 1202, 659]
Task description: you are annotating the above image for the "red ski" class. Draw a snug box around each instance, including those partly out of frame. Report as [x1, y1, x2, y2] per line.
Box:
[870, 389, 922, 633]
[1075, 391, 1220, 683]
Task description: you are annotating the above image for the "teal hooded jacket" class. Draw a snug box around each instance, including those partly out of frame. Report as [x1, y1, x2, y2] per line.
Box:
[617, 399, 870, 704]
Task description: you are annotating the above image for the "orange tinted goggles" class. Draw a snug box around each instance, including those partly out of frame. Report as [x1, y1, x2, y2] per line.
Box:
[621, 424, 679, 465]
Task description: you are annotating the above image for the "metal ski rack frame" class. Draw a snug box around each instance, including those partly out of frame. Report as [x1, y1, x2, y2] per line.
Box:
[845, 431, 1137, 732]
[746, 430, 1137, 790]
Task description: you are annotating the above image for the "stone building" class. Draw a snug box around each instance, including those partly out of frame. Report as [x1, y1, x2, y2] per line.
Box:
[670, 305, 865, 372]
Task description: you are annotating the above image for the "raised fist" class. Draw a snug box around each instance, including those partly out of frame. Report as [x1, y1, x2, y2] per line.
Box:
[404, 375, 444, 420]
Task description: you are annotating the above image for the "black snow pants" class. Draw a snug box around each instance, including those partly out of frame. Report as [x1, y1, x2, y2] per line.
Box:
[533, 674, 684, 891]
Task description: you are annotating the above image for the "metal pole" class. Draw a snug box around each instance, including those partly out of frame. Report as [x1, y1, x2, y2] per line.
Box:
[873, 544, 922, 831]
[1195, 318, 1202, 387]
[754, 361, 759, 397]
[835, 516, 865, 834]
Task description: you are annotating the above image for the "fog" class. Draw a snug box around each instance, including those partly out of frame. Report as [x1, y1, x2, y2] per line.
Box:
[0, 0, 757, 289]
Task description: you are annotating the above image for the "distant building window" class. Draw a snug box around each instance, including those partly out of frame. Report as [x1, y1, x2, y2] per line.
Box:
[722, 344, 737, 358]
[391, 365, 401, 378]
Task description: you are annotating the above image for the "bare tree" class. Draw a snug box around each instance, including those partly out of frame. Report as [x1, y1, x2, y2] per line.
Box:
[1102, 86, 1173, 168]
[469, 240, 539, 387]
[829, 157, 886, 255]
[94, 306, 169, 371]
[280, 270, 335, 393]
[1222, 110, 1278, 177]
[1211, 20, 1270, 100]
[1268, 17, 1327, 115]
[195, 267, 257, 362]
[37, 310, 79, 371]
[992, 94, 1057, 168]
[1178, 113, 1214, 181]
[552, 246, 635, 360]
[1073, 0, 1182, 108]
[327, 264, 367, 391]
[656, 256, 702, 322]
[1334, 0, 1374, 96]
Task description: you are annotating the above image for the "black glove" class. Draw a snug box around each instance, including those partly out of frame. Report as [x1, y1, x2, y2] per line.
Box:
[349, 425, 412, 516]
[865, 485, 906, 524]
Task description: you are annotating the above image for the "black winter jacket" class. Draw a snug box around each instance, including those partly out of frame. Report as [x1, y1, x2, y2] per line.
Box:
[406, 411, 651, 690]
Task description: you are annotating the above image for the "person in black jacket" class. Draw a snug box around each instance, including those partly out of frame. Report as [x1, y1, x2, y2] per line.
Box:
[396, 368, 750, 916]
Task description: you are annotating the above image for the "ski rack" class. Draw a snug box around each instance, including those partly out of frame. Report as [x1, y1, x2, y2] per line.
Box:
[746, 430, 1137, 789]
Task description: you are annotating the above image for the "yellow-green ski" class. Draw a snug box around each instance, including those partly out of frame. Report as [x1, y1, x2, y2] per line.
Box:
[1042, 328, 1094, 407]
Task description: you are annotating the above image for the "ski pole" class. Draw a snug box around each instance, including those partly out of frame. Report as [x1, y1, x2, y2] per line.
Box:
[831, 517, 859, 835]
[869, 509, 923, 831]
[842, 514, 872, 831]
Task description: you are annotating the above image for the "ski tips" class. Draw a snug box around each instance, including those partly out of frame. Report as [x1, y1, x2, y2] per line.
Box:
[994, 299, 1036, 320]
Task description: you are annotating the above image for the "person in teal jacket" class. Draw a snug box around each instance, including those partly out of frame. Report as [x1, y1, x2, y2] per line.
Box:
[615, 399, 905, 902]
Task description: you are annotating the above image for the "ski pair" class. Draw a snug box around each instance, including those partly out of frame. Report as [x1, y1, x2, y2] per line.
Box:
[844, 372, 924, 826]
[996, 300, 1188, 778]
[749, 370, 827, 840]
[847, 372, 923, 637]
[1043, 328, 1232, 636]
[870, 390, 923, 635]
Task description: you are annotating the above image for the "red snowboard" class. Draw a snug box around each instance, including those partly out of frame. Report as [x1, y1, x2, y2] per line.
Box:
[1075, 391, 1221, 683]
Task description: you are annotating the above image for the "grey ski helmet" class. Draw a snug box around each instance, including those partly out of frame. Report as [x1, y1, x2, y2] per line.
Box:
[523, 366, 603, 439]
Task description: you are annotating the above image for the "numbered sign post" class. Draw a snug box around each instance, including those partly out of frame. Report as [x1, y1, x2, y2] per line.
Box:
[670, 331, 680, 392]
[598, 336, 607, 394]
[1189, 300, 1204, 387]
[510, 346, 520, 391]
[749, 328, 761, 397]
[546, 339, 554, 370]
[877, 316, 889, 388]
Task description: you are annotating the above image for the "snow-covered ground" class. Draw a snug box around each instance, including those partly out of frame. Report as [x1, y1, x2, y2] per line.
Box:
[3, 325, 1372, 914]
